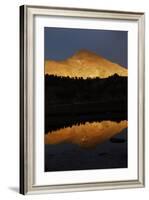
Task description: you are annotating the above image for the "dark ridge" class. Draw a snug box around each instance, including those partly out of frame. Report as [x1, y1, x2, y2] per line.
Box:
[45, 74, 127, 133]
[45, 73, 126, 80]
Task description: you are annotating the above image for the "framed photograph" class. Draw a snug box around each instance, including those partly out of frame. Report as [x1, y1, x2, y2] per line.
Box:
[20, 5, 145, 194]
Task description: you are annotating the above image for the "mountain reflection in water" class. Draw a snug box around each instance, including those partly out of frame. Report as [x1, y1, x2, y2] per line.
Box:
[45, 120, 127, 148]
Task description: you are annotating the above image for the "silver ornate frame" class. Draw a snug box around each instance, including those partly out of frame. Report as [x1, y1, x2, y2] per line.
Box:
[20, 5, 145, 195]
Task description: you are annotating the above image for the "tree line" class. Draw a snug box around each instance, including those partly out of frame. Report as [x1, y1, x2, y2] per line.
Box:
[45, 74, 127, 105]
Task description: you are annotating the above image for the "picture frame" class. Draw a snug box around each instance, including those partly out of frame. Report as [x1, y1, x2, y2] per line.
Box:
[20, 5, 145, 195]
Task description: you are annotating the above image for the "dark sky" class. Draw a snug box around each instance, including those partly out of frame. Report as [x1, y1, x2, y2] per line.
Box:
[44, 27, 127, 68]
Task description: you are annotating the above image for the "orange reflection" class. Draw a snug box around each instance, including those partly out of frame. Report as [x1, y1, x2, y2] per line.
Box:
[45, 120, 127, 148]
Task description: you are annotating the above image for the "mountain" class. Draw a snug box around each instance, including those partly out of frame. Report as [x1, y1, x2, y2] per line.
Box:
[45, 49, 127, 79]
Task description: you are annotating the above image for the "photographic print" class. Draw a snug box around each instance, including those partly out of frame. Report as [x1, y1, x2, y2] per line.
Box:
[20, 5, 145, 194]
[44, 28, 128, 172]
